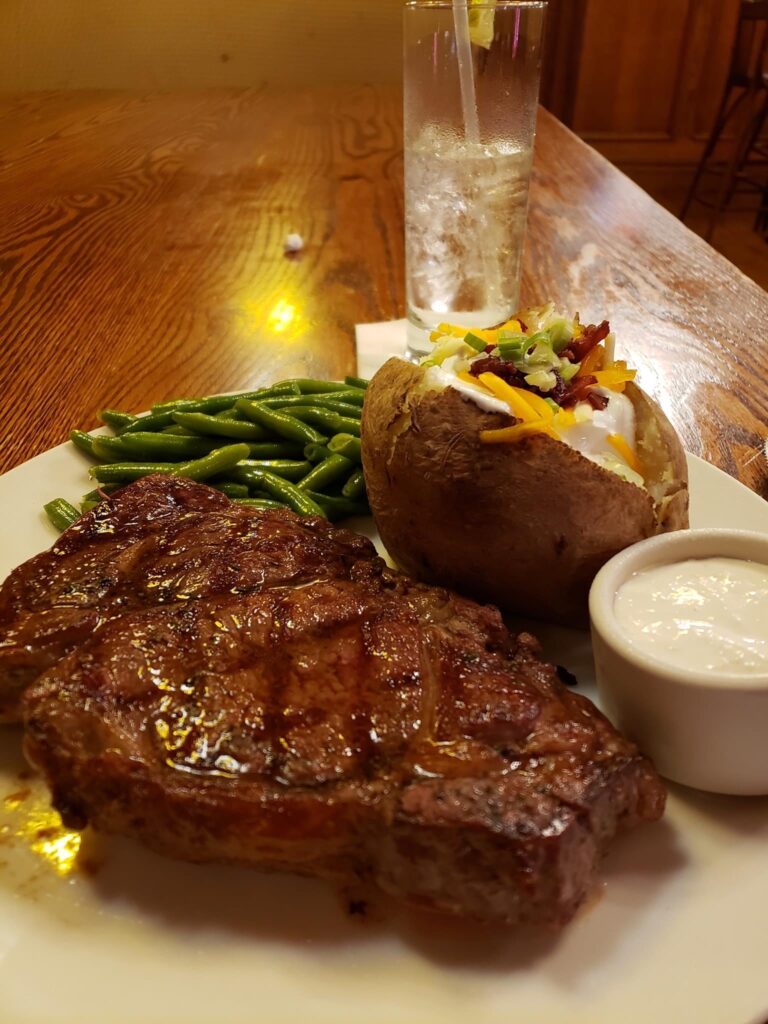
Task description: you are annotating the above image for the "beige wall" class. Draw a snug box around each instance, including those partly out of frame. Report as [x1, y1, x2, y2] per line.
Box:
[0, 0, 403, 91]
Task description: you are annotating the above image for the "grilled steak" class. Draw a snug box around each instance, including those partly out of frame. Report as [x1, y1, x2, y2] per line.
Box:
[0, 476, 371, 721]
[9, 476, 665, 924]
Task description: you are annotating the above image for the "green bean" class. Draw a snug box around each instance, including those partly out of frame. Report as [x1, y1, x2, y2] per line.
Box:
[303, 443, 331, 463]
[341, 467, 366, 500]
[151, 382, 302, 415]
[235, 469, 325, 517]
[344, 376, 369, 390]
[122, 432, 296, 460]
[70, 429, 99, 459]
[122, 410, 177, 434]
[283, 408, 361, 437]
[305, 389, 364, 406]
[153, 395, 245, 415]
[79, 486, 115, 511]
[327, 414, 361, 437]
[297, 454, 352, 492]
[44, 498, 80, 532]
[282, 379, 362, 395]
[235, 400, 326, 445]
[120, 432, 221, 460]
[281, 401, 361, 419]
[327, 433, 362, 462]
[256, 391, 364, 410]
[306, 491, 369, 522]
[234, 460, 313, 484]
[91, 462, 177, 483]
[172, 411, 266, 440]
[259, 382, 303, 397]
[91, 436, 131, 462]
[178, 444, 251, 482]
[91, 443, 250, 484]
[213, 482, 250, 499]
[234, 498, 289, 510]
[213, 408, 245, 420]
[314, 400, 363, 417]
[246, 442, 304, 459]
[162, 424, 194, 436]
[99, 409, 137, 433]
[80, 486, 116, 504]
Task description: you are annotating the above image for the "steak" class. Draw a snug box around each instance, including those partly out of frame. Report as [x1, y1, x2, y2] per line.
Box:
[7, 477, 665, 924]
[0, 476, 371, 721]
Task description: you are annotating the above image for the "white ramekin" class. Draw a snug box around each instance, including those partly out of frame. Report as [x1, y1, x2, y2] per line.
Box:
[589, 528, 768, 795]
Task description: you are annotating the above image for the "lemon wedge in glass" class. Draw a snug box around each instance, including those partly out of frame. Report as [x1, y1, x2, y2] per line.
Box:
[468, 0, 496, 49]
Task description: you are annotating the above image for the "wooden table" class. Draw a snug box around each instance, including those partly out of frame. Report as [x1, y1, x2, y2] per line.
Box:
[1, 88, 766, 497]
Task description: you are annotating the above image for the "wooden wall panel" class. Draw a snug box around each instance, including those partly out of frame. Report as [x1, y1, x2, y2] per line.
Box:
[573, 0, 742, 164]
[685, 0, 742, 138]
[572, 0, 691, 137]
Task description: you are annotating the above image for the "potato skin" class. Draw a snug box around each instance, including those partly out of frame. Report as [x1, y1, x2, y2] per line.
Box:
[361, 358, 689, 626]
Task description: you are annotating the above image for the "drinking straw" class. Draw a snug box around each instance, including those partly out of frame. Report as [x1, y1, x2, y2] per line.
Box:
[452, 0, 501, 315]
[453, 0, 481, 146]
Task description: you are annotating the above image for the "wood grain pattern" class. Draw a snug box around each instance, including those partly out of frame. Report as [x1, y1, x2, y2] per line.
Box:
[573, 0, 692, 135]
[575, 0, 742, 164]
[525, 109, 768, 497]
[0, 90, 766, 501]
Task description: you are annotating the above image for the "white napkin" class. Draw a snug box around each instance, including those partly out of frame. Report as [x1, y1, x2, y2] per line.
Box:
[355, 319, 408, 378]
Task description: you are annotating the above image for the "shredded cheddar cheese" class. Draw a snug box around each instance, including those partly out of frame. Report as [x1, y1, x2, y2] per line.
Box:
[456, 371, 494, 393]
[608, 433, 642, 475]
[480, 420, 557, 443]
[498, 318, 523, 333]
[553, 408, 577, 430]
[478, 374, 546, 423]
[514, 389, 554, 420]
[592, 363, 636, 393]
[576, 345, 604, 377]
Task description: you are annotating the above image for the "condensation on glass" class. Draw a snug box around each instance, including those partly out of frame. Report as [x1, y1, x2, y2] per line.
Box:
[404, 1, 546, 357]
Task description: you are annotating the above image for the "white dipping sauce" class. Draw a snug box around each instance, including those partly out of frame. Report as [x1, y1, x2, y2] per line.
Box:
[615, 557, 768, 676]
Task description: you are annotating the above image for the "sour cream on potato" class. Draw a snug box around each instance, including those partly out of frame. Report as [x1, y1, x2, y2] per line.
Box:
[425, 362, 642, 485]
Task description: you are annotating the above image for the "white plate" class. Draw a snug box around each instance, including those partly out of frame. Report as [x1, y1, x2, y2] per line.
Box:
[1, 443, 768, 1024]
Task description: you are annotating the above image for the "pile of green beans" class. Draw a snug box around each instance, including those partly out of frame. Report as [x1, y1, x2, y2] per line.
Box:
[44, 377, 369, 531]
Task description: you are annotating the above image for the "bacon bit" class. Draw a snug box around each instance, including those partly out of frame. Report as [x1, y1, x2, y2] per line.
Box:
[563, 320, 610, 363]
[468, 355, 527, 387]
[559, 374, 601, 408]
[548, 371, 566, 404]
[587, 391, 609, 411]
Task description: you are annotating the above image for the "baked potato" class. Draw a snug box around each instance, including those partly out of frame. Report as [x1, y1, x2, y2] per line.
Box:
[361, 320, 688, 626]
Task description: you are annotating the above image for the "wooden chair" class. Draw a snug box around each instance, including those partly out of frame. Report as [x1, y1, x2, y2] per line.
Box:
[680, 0, 768, 240]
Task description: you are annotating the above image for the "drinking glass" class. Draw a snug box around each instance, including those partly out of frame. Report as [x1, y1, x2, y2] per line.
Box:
[404, 1, 546, 358]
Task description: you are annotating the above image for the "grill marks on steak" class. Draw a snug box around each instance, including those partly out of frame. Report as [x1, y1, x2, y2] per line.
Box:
[10, 477, 666, 925]
[0, 475, 372, 721]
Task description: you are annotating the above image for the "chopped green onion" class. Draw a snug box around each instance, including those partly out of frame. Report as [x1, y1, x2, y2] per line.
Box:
[524, 369, 558, 391]
[547, 319, 573, 352]
[525, 330, 552, 349]
[559, 360, 580, 382]
[463, 332, 487, 353]
[496, 339, 527, 361]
